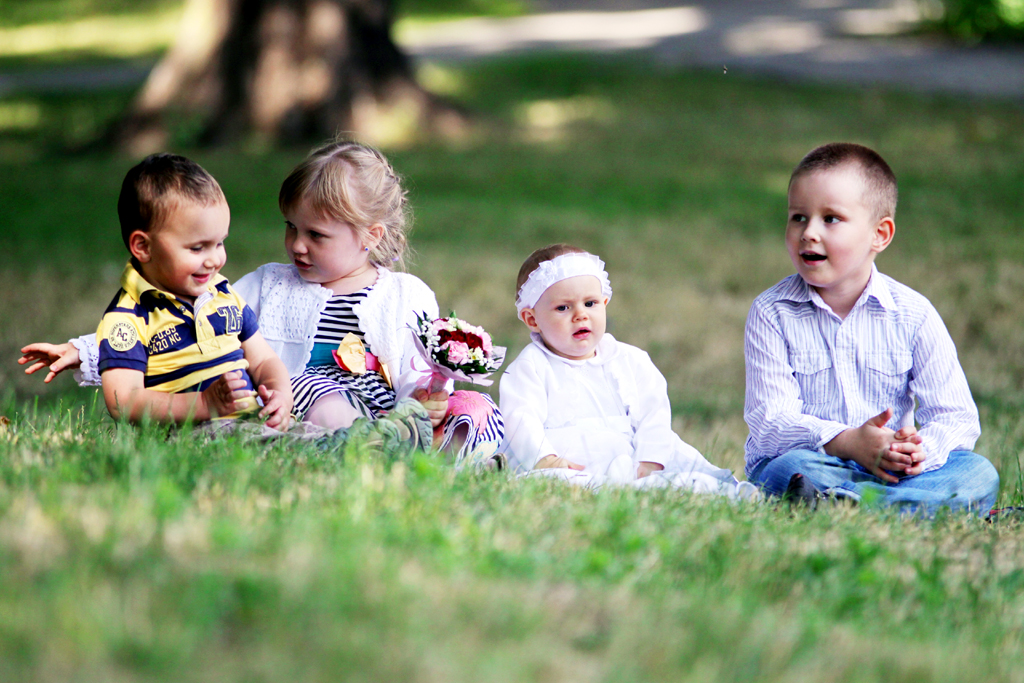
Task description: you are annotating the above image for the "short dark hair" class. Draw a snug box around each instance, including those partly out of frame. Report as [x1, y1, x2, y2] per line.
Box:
[516, 243, 589, 298]
[790, 143, 898, 219]
[117, 153, 225, 249]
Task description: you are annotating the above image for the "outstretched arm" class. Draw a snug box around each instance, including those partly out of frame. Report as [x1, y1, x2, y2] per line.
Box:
[18, 342, 81, 383]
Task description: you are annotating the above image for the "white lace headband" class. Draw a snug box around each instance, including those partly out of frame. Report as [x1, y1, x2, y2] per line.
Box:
[515, 252, 613, 313]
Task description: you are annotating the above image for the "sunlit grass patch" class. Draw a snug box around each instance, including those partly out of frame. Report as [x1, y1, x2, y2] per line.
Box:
[0, 5, 182, 60]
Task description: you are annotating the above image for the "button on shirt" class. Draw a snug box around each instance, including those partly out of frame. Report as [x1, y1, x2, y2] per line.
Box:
[744, 266, 979, 477]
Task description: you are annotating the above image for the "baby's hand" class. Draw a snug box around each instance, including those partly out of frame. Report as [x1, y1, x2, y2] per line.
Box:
[18, 342, 81, 383]
[534, 454, 584, 471]
[413, 388, 449, 429]
[257, 384, 293, 431]
[201, 371, 254, 420]
[637, 461, 664, 478]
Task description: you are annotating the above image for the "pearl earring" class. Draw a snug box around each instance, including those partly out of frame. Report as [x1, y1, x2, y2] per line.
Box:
[363, 247, 369, 252]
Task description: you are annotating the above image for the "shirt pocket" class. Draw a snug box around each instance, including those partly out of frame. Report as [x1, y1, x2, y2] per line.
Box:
[863, 351, 913, 409]
[790, 349, 833, 405]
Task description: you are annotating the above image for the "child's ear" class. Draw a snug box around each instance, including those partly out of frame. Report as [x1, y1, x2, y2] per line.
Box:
[366, 223, 385, 251]
[872, 216, 895, 253]
[128, 231, 152, 263]
[519, 308, 540, 332]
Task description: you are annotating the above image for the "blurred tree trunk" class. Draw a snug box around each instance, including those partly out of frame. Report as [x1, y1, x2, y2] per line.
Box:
[113, 0, 464, 153]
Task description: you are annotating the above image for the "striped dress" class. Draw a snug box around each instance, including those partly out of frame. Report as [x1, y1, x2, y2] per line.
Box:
[291, 287, 394, 419]
[291, 285, 505, 467]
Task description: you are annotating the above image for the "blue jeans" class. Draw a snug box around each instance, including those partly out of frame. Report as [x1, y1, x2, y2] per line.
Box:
[750, 449, 999, 517]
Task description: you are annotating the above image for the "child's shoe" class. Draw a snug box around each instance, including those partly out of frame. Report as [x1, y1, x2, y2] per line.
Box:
[986, 507, 1024, 523]
[784, 473, 825, 509]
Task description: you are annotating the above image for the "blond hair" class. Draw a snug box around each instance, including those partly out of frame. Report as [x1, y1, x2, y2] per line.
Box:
[279, 140, 411, 270]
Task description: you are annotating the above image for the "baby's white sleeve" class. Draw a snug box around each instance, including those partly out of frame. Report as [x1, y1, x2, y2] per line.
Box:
[499, 351, 556, 471]
[626, 350, 701, 469]
[70, 333, 101, 387]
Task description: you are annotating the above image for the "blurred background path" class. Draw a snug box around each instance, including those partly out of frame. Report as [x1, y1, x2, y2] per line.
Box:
[2, 0, 1023, 100]
[403, 0, 1024, 98]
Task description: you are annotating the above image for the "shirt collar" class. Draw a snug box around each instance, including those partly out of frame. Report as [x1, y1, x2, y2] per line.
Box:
[120, 259, 226, 308]
[783, 264, 895, 314]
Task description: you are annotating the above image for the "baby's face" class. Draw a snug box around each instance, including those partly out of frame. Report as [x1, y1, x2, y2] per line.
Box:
[521, 275, 607, 361]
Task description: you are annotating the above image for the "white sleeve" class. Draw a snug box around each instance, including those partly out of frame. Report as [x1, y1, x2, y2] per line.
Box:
[628, 350, 688, 469]
[393, 279, 445, 401]
[70, 334, 101, 387]
[499, 351, 557, 471]
[234, 268, 263, 319]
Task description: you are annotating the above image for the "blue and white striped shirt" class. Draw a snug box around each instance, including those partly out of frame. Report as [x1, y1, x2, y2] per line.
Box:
[744, 266, 979, 477]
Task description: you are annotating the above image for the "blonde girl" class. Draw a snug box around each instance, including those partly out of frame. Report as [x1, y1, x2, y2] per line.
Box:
[20, 141, 504, 462]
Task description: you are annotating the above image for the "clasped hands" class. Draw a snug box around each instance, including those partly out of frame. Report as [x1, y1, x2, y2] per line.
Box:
[824, 407, 925, 483]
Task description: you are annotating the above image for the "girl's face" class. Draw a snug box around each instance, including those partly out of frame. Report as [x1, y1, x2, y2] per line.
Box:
[283, 197, 378, 293]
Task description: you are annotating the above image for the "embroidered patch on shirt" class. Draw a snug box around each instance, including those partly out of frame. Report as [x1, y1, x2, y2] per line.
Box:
[107, 321, 138, 352]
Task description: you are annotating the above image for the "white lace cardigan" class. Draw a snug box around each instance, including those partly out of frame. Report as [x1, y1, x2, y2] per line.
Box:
[72, 263, 442, 400]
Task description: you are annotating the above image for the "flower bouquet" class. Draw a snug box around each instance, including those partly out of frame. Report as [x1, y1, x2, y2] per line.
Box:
[412, 313, 506, 393]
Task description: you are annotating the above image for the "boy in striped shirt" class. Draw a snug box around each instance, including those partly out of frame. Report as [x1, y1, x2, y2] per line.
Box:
[743, 143, 998, 515]
[96, 154, 292, 427]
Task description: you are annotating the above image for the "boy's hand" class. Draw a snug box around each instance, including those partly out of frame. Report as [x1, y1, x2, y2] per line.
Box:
[825, 408, 902, 483]
[18, 342, 81, 383]
[880, 425, 926, 476]
[637, 461, 664, 478]
[534, 454, 585, 471]
[413, 388, 449, 429]
[258, 384, 293, 431]
[201, 371, 254, 420]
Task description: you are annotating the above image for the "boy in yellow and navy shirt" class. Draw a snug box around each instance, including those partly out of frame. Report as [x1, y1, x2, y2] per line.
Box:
[96, 153, 292, 427]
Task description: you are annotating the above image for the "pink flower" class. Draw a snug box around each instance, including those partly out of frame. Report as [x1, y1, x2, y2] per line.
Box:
[480, 331, 493, 353]
[442, 340, 471, 366]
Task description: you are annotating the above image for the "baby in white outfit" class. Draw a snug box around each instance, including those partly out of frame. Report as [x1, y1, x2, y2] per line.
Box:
[499, 244, 757, 499]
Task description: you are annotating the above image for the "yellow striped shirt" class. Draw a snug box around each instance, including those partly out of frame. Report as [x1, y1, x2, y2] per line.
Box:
[97, 261, 259, 414]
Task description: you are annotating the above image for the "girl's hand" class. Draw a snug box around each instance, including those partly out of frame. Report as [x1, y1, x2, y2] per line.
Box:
[637, 461, 664, 478]
[258, 384, 293, 431]
[19, 342, 81, 383]
[534, 454, 584, 471]
[413, 388, 449, 429]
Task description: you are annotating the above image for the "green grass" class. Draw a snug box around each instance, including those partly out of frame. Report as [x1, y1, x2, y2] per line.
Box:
[4, 51, 1024, 680]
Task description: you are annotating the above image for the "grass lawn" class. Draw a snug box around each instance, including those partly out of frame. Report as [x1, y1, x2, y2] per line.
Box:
[3, 39, 1024, 681]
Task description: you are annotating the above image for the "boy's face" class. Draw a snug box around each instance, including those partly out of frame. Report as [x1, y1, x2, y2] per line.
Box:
[133, 199, 230, 301]
[786, 164, 894, 311]
[520, 275, 608, 361]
